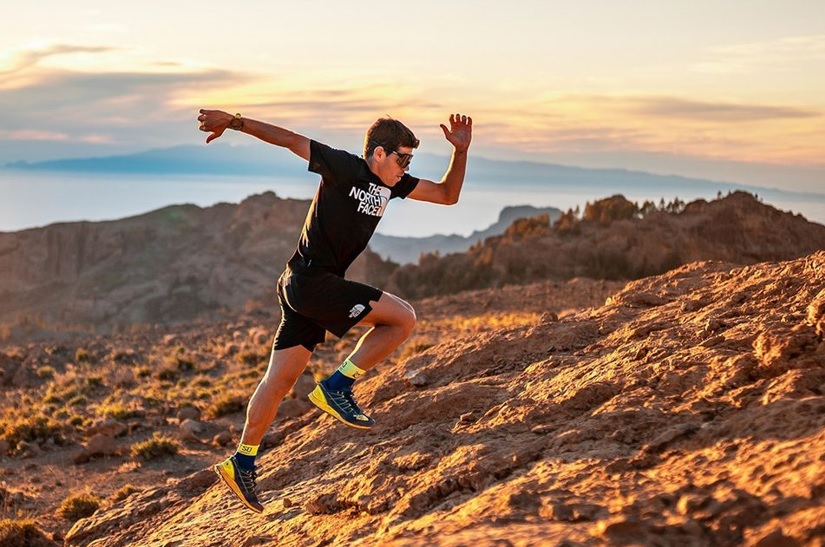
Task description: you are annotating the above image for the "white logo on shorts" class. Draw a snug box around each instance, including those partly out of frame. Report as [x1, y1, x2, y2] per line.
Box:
[348, 304, 366, 318]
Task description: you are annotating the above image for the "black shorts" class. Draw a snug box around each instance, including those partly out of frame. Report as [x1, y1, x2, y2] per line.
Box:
[273, 267, 383, 352]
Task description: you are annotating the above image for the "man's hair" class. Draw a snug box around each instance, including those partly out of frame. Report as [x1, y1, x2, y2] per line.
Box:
[363, 117, 419, 158]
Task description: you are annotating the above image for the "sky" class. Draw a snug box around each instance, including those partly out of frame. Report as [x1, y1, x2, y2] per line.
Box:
[1, 0, 825, 194]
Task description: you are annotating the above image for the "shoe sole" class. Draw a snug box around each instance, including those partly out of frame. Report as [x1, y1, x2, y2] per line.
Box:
[214, 462, 264, 513]
[308, 387, 373, 430]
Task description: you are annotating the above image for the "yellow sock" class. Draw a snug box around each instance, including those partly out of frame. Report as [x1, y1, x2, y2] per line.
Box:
[338, 358, 366, 379]
[237, 443, 259, 456]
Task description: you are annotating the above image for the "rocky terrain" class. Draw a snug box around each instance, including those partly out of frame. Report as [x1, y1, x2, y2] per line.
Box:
[388, 191, 825, 298]
[3, 191, 823, 344]
[0, 192, 303, 334]
[0, 195, 554, 342]
[1, 251, 823, 546]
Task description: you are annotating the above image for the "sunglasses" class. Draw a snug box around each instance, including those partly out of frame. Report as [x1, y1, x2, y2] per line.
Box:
[389, 150, 414, 169]
[371, 140, 413, 168]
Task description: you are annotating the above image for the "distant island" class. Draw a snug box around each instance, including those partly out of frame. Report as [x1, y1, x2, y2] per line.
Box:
[3, 144, 824, 232]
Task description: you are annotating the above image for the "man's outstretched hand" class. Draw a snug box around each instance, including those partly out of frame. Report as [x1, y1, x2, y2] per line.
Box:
[440, 113, 473, 153]
[197, 109, 232, 144]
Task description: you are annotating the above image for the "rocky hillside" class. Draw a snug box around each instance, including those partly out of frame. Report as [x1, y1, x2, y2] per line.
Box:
[0, 192, 390, 339]
[0, 192, 303, 332]
[388, 191, 825, 298]
[1, 252, 821, 545]
[369, 205, 562, 265]
[0, 276, 621, 546]
[2, 190, 823, 343]
[0, 195, 558, 342]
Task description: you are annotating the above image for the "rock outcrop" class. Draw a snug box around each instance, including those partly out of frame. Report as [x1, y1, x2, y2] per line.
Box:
[389, 191, 825, 298]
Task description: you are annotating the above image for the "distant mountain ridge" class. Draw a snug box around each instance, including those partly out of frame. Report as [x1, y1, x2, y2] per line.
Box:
[370, 205, 562, 264]
[7, 144, 825, 210]
[4, 144, 309, 177]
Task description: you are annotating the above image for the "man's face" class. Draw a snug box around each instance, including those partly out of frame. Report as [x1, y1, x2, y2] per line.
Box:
[375, 145, 413, 186]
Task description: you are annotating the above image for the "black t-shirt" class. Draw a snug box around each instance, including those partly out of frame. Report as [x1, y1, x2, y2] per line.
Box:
[287, 140, 419, 276]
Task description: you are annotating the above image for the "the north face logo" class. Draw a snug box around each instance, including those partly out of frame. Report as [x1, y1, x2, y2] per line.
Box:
[349, 304, 366, 318]
[349, 183, 390, 217]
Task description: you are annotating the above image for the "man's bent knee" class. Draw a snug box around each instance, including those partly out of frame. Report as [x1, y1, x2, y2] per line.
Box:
[398, 305, 416, 336]
[388, 295, 416, 334]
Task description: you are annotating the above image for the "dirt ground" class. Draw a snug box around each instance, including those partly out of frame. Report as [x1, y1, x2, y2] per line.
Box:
[4, 253, 825, 546]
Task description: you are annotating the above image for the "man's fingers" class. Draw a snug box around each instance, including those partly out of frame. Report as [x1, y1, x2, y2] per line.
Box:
[447, 113, 472, 127]
[440, 124, 450, 138]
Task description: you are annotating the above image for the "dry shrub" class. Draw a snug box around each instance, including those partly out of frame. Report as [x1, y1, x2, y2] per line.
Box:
[35, 366, 56, 379]
[130, 433, 180, 460]
[236, 349, 261, 366]
[110, 484, 141, 502]
[208, 392, 246, 418]
[96, 400, 143, 420]
[0, 415, 62, 453]
[56, 492, 101, 521]
[0, 518, 55, 547]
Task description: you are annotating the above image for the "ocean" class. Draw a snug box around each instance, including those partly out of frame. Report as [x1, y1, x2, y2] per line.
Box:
[1, 170, 823, 237]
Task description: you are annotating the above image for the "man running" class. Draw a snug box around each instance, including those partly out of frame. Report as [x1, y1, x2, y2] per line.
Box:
[197, 108, 472, 512]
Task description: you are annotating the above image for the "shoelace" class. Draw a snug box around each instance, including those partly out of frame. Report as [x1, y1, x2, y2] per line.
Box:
[237, 467, 258, 494]
[330, 389, 359, 415]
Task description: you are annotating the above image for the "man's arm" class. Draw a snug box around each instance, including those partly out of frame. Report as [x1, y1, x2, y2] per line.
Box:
[197, 109, 311, 161]
[408, 113, 472, 205]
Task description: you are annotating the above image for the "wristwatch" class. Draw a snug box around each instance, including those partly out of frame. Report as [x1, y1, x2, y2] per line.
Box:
[229, 113, 244, 131]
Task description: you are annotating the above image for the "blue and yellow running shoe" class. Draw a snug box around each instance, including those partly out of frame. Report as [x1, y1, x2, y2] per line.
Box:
[308, 380, 375, 429]
[214, 456, 263, 513]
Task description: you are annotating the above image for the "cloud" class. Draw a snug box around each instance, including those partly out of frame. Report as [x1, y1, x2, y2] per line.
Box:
[0, 130, 69, 141]
[2, 41, 822, 174]
[1, 44, 115, 75]
[0, 45, 446, 160]
[628, 97, 820, 122]
[0, 52, 242, 150]
[694, 34, 825, 74]
[460, 92, 825, 169]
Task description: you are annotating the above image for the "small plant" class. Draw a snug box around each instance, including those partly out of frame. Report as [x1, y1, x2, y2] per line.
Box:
[156, 363, 179, 381]
[75, 348, 90, 363]
[208, 393, 246, 418]
[1, 416, 62, 452]
[97, 402, 140, 420]
[56, 492, 101, 521]
[130, 433, 180, 460]
[193, 376, 212, 388]
[164, 348, 195, 372]
[35, 366, 56, 380]
[110, 484, 140, 502]
[0, 518, 54, 547]
[86, 376, 105, 388]
[42, 393, 62, 404]
[67, 395, 87, 407]
[236, 350, 260, 366]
